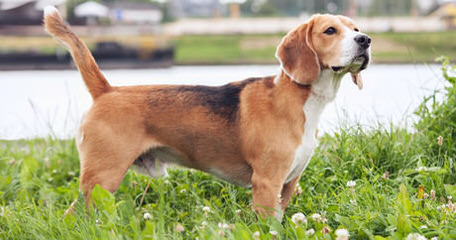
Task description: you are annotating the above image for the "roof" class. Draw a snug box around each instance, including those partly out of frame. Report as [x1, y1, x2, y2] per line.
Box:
[0, 0, 65, 11]
[74, 1, 109, 17]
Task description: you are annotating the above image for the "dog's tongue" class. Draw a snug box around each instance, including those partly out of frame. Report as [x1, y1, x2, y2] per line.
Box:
[351, 72, 363, 90]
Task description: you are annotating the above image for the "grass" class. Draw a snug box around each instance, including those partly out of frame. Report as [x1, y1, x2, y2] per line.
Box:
[175, 32, 456, 64]
[175, 34, 281, 64]
[0, 35, 170, 54]
[2, 32, 456, 64]
[1, 60, 456, 239]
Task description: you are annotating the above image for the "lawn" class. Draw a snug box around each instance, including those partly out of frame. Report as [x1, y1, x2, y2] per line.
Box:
[175, 32, 456, 64]
[0, 59, 455, 239]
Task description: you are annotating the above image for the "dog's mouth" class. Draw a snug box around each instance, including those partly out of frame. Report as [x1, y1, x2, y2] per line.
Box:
[330, 53, 370, 90]
[353, 53, 369, 71]
[331, 52, 370, 73]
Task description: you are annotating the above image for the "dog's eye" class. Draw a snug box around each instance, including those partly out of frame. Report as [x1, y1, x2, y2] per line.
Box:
[354, 28, 360, 32]
[324, 27, 337, 35]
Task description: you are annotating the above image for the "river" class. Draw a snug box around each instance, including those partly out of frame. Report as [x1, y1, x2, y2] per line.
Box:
[0, 64, 446, 140]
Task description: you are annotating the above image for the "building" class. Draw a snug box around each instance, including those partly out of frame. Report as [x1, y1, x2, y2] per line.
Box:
[428, 2, 456, 29]
[107, 1, 163, 24]
[0, 0, 65, 25]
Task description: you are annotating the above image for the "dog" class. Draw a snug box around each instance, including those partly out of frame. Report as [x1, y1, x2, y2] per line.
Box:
[43, 6, 370, 219]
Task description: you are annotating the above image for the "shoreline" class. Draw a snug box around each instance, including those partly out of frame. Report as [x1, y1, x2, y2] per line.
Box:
[0, 60, 441, 71]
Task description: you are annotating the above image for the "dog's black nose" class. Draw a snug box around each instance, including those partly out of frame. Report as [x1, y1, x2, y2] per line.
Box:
[354, 35, 371, 49]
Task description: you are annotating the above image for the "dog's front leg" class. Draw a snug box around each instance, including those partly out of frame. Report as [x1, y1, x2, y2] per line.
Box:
[251, 169, 287, 219]
[279, 175, 300, 211]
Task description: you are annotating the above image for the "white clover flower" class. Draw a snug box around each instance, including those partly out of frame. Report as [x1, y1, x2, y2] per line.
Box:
[350, 199, 357, 205]
[143, 212, 152, 220]
[448, 196, 453, 200]
[336, 228, 349, 237]
[405, 233, 427, 240]
[52, 169, 57, 174]
[291, 212, 307, 226]
[269, 230, 278, 236]
[347, 180, 356, 188]
[174, 223, 185, 233]
[321, 215, 328, 223]
[430, 237, 438, 240]
[305, 228, 315, 236]
[235, 209, 242, 216]
[200, 221, 208, 230]
[423, 193, 429, 199]
[179, 189, 186, 193]
[335, 228, 349, 240]
[295, 184, 303, 196]
[383, 171, 389, 179]
[416, 166, 427, 171]
[430, 189, 436, 200]
[202, 206, 211, 217]
[311, 213, 322, 222]
[448, 201, 455, 212]
[437, 136, 443, 146]
[253, 231, 260, 239]
[218, 222, 230, 229]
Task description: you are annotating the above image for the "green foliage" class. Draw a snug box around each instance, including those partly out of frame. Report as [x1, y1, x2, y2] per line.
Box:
[1, 60, 456, 239]
[414, 56, 456, 184]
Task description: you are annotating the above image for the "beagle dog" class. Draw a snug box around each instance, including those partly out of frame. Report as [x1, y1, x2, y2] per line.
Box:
[43, 7, 370, 218]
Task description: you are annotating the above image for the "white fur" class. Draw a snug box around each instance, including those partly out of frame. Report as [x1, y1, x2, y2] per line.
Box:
[285, 70, 343, 183]
[339, 26, 371, 68]
[44, 6, 58, 17]
[339, 26, 361, 66]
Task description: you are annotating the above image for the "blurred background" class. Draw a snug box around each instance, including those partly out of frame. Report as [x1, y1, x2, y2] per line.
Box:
[1, 0, 455, 139]
[1, 0, 456, 67]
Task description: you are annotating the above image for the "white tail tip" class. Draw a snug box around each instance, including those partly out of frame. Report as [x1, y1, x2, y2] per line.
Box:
[44, 6, 58, 17]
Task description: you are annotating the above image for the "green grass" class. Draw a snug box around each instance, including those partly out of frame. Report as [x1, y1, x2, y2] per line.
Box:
[175, 34, 280, 64]
[175, 32, 456, 64]
[1, 60, 456, 239]
[2, 32, 455, 64]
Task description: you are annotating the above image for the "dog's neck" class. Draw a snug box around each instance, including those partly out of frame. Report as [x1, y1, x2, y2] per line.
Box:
[275, 68, 343, 102]
[309, 69, 343, 102]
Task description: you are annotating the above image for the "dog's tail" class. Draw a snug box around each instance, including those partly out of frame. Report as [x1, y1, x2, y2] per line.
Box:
[43, 6, 111, 99]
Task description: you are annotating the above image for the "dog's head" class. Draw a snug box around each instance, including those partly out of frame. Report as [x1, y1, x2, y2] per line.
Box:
[276, 14, 371, 89]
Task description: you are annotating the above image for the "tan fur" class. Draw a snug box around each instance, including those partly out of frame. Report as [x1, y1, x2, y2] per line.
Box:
[44, 9, 111, 99]
[43, 10, 366, 218]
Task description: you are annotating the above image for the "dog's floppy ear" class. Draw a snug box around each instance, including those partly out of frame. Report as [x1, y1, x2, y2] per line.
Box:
[275, 21, 320, 84]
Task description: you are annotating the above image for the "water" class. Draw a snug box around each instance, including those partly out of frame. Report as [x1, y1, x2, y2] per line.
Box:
[0, 64, 445, 140]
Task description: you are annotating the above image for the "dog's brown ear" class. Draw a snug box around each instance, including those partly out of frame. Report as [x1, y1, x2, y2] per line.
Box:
[276, 21, 320, 84]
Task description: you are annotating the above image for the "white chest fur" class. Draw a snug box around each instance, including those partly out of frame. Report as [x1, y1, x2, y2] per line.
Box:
[285, 70, 342, 183]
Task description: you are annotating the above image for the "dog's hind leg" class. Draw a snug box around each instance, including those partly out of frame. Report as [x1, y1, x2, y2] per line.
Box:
[72, 120, 150, 213]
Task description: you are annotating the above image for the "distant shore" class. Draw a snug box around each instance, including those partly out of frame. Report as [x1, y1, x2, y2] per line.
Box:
[0, 31, 455, 69]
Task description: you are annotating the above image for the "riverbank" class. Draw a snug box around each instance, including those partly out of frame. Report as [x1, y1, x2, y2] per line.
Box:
[175, 32, 456, 64]
[1, 32, 455, 68]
